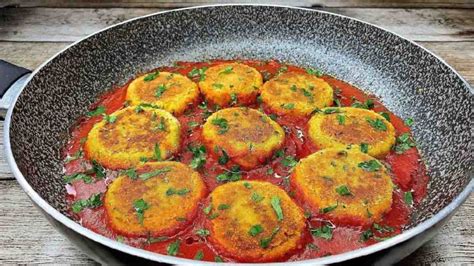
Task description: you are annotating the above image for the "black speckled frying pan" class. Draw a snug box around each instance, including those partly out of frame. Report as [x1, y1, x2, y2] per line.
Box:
[1, 4, 472, 265]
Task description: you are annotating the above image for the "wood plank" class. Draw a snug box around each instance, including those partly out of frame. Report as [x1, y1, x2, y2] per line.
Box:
[0, 122, 16, 181]
[0, 7, 473, 42]
[2, 0, 474, 8]
[1, 41, 472, 86]
[0, 179, 471, 264]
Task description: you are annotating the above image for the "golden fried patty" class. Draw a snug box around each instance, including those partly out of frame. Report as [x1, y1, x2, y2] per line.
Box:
[308, 107, 396, 158]
[84, 106, 181, 169]
[105, 162, 206, 237]
[206, 181, 306, 262]
[198, 63, 263, 107]
[291, 149, 393, 226]
[260, 72, 333, 116]
[126, 71, 199, 115]
[202, 107, 285, 169]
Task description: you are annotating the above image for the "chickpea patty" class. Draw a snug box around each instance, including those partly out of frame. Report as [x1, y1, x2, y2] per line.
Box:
[126, 71, 199, 115]
[202, 107, 285, 169]
[206, 181, 306, 262]
[104, 162, 206, 237]
[260, 72, 333, 116]
[308, 107, 396, 158]
[291, 148, 393, 226]
[84, 106, 181, 169]
[198, 63, 263, 107]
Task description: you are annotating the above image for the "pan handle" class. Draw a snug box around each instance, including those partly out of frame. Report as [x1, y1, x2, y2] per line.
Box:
[0, 60, 31, 118]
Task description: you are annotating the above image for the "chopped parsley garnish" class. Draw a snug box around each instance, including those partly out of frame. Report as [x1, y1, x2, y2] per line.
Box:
[366, 118, 387, 131]
[195, 229, 210, 237]
[320, 202, 338, 213]
[203, 204, 213, 215]
[103, 114, 117, 123]
[275, 149, 284, 158]
[211, 117, 229, 134]
[155, 117, 167, 131]
[334, 98, 341, 107]
[260, 227, 280, 249]
[194, 250, 204, 260]
[212, 83, 224, 89]
[360, 143, 369, 153]
[248, 224, 263, 236]
[216, 165, 241, 182]
[323, 107, 341, 114]
[301, 88, 314, 102]
[146, 236, 168, 244]
[373, 223, 395, 233]
[64, 173, 93, 184]
[133, 198, 150, 225]
[405, 117, 414, 126]
[64, 150, 83, 163]
[243, 182, 252, 189]
[266, 168, 274, 175]
[218, 148, 229, 165]
[152, 143, 162, 161]
[358, 160, 382, 172]
[143, 71, 160, 82]
[230, 93, 238, 105]
[310, 225, 333, 240]
[188, 121, 200, 128]
[218, 204, 230, 210]
[307, 243, 317, 250]
[92, 160, 106, 179]
[251, 192, 265, 202]
[269, 113, 278, 121]
[379, 112, 391, 121]
[360, 229, 374, 242]
[166, 240, 180, 256]
[281, 156, 298, 168]
[71, 193, 102, 213]
[270, 196, 284, 221]
[215, 256, 224, 262]
[394, 133, 416, 154]
[166, 188, 190, 196]
[121, 168, 137, 180]
[336, 114, 346, 125]
[305, 67, 323, 77]
[221, 66, 233, 74]
[189, 144, 207, 169]
[155, 84, 167, 97]
[87, 106, 106, 117]
[276, 65, 288, 75]
[188, 67, 208, 81]
[138, 166, 172, 180]
[404, 191, 414, 205]
[352, 99, 374, 109]
[335, 185, 352, 196]
[280, 103, 295, 109]
[290, 84, 297, 91]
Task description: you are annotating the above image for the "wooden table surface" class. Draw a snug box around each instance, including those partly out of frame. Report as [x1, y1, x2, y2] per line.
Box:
[0, 1, 472, 265]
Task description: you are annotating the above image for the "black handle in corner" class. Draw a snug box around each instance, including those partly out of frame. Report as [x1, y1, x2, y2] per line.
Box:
[0, 60, 31, 98]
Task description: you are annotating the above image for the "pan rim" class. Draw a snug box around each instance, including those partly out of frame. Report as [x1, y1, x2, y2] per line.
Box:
[4, 3, 473, 265]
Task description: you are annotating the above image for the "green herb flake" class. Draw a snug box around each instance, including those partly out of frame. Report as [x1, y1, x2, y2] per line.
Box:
[195, 228, 210, 237]
[189, 144, 207, 169]
[352, 99, 374, 109]
[323, 107, 341, 114]
[336, 114, 346, 125]
[270, 196, 284, 221]
[259, 227, 280, 249]
[194, 250, 204, 260]
[64, 173, 93, 184]
[71, 193, 103, 213]
[103, 114, 117, 123]
[251, 192, 264, 203]
[218, 148, 229, 165]
[306, 68, 323, 77]
[360, 229, 374, 242]
[188, 67, 208, 81]
[320, 202, 338, 213]
[230, 93, 238, 105]
[290, 84, 297, 92]
[212, 83, 224, 89]
[405, 117, 414, 126]
[152, 143, 162, 161]
[310, 225, 333, 240]
[203, 204, 213, 215]
[122, 168, 137, 180]
[266, 168, 274, 175]
[138, 166, 172, 180]
[211, 117, 229, 134]
[166, 188, 190, 196]
[358, 160, 382, 172]
[144, 71, 160, 82]
[379, 112, 391, 121]
[221, 66, 233, 74]
[133, 198, 150, 225]
[216, 165, 241, 182]
[155, 84, 167, 98]
[360, 143, 369, 154]
[335, 185, 352, 196]
[187, 121, 200, 128]
[248, 224, 264, 237]
[307, 243, 317, 250]
[334, 98, 341, 107]
[215, 256, 224, 262]
[281, 156, 298, 168]
[87, 106, 106, 117]
[366, 118, 387, 131]
[243, 182, 252, 189]
[92, 160, 106, 179]
[218, 204, 230, 210]
[280, 103, 295, 110]
[394, 133, 416, 154]
[166, 240, 180, 256]
[147, 236, 168, 244]
[404, 191, 414, 205]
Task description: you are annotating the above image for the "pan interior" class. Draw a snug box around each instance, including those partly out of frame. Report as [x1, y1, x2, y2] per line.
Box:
[8, 5, 473, 235]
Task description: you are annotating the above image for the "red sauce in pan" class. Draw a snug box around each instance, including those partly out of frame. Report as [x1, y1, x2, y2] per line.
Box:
[63, 59, 428, 262]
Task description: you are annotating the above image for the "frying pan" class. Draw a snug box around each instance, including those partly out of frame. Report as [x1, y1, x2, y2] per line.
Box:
[1, 4, 472, 265]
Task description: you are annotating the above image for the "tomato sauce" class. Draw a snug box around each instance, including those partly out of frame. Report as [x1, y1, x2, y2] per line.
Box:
[63, 59, 428, 262]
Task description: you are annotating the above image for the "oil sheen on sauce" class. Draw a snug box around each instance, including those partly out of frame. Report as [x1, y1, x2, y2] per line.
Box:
[63, 59, 428, 262]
